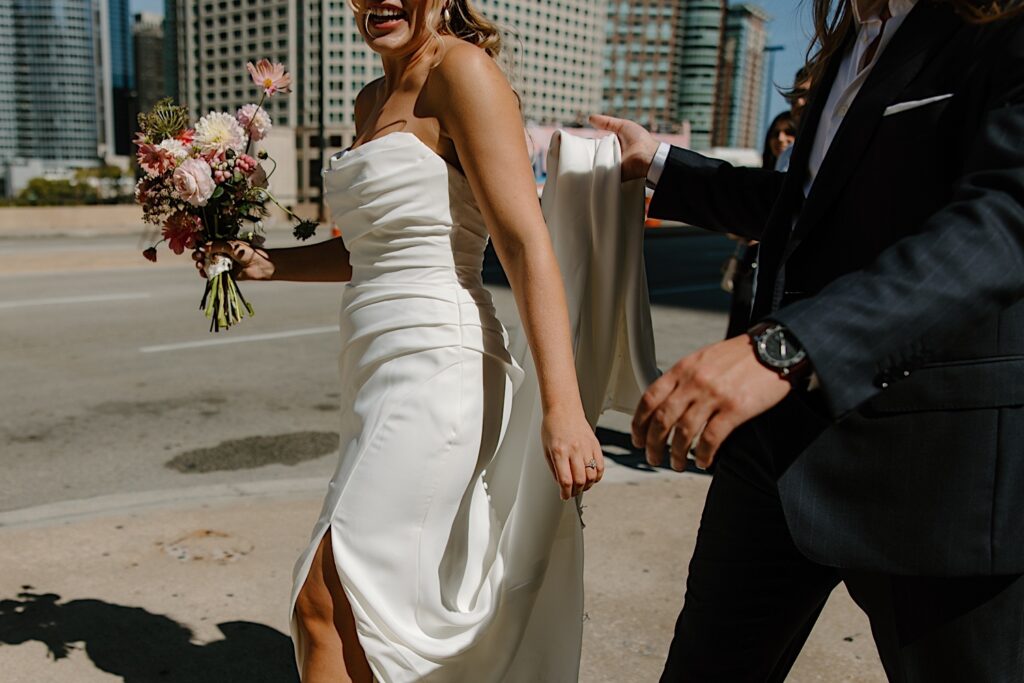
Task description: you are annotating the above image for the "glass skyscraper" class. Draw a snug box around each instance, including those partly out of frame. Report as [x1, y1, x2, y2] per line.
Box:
[675, 0, 725, 150]
[109, 0, 136, 155]
[0, 0, 103, 187]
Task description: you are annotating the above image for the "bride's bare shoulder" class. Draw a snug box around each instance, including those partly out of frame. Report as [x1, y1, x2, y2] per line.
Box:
[425, 40, 514, 106]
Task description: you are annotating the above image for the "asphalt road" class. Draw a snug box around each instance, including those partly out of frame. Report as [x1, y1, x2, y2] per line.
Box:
[0, 230, 734, 512]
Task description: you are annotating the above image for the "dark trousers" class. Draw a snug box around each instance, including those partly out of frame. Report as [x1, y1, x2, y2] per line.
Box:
[660, 424, 1024, 683]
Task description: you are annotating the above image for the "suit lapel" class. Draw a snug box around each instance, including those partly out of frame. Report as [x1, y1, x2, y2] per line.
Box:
[785, 1, 960, 251]
[751, 42, 846, 318]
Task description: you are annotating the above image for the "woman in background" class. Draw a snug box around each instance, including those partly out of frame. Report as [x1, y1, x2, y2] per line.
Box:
[723, 111, 796, 339]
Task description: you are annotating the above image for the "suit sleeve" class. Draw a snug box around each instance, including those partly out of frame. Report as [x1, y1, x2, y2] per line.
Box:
[772, 29, 1024, 419]
[647, 146, 786, 241]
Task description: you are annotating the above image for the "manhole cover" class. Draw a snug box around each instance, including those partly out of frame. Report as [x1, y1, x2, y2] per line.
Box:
[159, 529, 254, 563]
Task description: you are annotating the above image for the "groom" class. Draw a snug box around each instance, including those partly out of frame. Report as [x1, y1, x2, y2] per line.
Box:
[595, 0, 1024, 680]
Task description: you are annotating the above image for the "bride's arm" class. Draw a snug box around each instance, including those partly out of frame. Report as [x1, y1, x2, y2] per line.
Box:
[427, 42, 605, 500]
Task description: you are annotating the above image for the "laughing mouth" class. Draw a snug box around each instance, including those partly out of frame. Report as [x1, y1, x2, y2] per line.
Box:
[366, 6, 408, 24]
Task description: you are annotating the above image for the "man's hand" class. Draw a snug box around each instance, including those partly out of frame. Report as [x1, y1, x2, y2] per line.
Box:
[632, 335, 793, 471]
[589, 114, 660, 182]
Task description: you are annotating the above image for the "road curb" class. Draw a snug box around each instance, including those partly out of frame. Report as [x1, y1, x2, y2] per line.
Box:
[0, 477, 327, 530]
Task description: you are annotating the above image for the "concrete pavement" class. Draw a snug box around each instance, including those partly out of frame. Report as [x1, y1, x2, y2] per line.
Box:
[0, 233, 886, 681]
[0, 466, 885, 682]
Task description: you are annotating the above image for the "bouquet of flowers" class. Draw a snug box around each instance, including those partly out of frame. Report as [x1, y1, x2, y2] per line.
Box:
[136, 59, 317, 332]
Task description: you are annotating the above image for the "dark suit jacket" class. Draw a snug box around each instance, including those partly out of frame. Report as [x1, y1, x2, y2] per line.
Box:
[648, 4, 1024, 576]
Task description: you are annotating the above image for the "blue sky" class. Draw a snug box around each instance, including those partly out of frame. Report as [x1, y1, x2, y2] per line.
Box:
[130, 0, 813, 119]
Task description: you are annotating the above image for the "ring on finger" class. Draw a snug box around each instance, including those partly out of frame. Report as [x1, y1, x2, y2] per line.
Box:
[585, 459, 597, 470]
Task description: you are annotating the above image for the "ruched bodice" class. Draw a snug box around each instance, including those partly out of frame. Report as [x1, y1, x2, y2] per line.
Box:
[324, 131, 489, 288]
[321, 132, 518, 385]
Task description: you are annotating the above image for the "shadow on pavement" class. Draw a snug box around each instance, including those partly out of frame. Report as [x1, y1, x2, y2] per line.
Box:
[0, 590, 298, 682]
[597, 426, 711, 476]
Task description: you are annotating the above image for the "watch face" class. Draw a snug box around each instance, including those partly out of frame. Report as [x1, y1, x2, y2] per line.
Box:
[758, 327, 806, 368]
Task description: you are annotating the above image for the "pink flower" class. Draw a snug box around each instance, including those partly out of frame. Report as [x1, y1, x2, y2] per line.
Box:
[236, 103, 273, 141]
[162, 213, 202, 255]
[171, 158, 216, 206]
[177, 129, 195, 145]
[246, 59, 292, 96]
[137, 143, 175, 177]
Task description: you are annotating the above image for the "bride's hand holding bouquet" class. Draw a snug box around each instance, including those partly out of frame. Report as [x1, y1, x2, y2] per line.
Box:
[136, 59, 317, 331]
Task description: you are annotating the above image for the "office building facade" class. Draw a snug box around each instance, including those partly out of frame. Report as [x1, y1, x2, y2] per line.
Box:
[601, 0, 683, 133]
[170, 0, 605, 201]
[0, 0, 117, 195]
[134, 12, 167, 117]
[713, 4, 769, 150]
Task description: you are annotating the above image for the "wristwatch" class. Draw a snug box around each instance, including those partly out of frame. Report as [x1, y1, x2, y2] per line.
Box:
[749, 322, 811, 381]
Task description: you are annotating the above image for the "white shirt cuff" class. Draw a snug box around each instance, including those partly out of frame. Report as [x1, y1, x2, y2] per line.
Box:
[646, 142, 671, 191]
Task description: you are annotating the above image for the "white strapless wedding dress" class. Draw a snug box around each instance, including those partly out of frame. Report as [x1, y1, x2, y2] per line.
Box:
[287, 130, 657, 683]
[288, 132, 584, 683]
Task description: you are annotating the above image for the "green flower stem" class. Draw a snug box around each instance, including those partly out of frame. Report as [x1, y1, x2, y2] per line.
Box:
[260, 187, 305, 223]
[263, 155, 278, 182]
[200, 270, 254, 332]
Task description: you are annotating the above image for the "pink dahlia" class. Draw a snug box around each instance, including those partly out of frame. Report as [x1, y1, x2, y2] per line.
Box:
[236, 103, 272, 142]
[162, 213, 202, 255]
[246, 59, 292, 96]
[137, 143, 175, 177]
[171, 158, 216, 206]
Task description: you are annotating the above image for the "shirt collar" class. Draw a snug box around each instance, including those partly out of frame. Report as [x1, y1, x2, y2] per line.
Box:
[852, 0, 917, 25]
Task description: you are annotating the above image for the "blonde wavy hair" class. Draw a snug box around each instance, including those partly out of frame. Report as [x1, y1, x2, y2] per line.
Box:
[432, 0, 504, 59]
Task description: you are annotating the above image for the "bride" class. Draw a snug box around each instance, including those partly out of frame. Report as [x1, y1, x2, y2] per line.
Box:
[196, 1, 605, 680]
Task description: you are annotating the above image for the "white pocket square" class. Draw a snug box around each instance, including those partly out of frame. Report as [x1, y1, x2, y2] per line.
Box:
[883, 93, 953, 117]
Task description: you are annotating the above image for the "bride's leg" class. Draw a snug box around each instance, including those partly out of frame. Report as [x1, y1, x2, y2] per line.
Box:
[294, 531, 374, 683]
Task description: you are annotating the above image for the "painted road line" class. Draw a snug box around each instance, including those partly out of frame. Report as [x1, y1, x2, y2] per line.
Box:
[140, 325, 339, 353]
[0, 292, 152, 310]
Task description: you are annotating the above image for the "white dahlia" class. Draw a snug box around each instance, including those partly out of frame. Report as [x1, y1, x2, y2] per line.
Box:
[194, 111, 246, 156]
[157, 137, 190, 162]
[236, 104, 273, 142]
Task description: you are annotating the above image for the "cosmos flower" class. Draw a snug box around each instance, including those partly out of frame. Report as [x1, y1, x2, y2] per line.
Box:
[246, 59, 292, 96]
